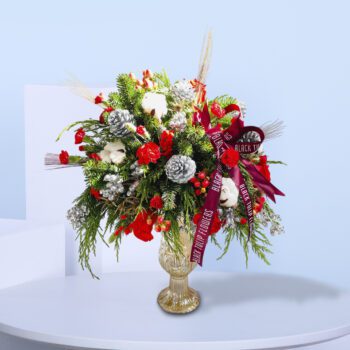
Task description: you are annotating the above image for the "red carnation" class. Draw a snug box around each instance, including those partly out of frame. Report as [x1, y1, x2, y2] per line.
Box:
[136, 142, 161, 165]
[221, 148, 240, 168]
[59, 150, 69, 164]
[193, 211, 221, 235]
[89, 153, 102, 161]
[256, 155, 271, 181]
[90, 187, 101, 200]
[130, 210, 157, 242]
[74, 128, 85, 144]
[211, 101, 226, 118]
[150, 195, 163, 209]
[136, 125, 146, 136]
[160, 130, 174, 157]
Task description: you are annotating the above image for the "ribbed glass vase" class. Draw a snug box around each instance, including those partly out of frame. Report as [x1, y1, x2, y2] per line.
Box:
[157, 224, 200, 314]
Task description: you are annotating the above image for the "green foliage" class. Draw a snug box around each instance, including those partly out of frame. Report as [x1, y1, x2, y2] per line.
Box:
[56, 70, 284, 277]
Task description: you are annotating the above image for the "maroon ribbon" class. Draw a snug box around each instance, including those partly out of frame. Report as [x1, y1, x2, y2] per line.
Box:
[190, 103, 285, 266]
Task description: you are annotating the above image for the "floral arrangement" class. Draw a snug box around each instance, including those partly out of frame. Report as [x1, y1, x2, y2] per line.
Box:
[46, 68, 285, 276]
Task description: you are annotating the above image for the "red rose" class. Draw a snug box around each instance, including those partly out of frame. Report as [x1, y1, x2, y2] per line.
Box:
[90, 187, 101, 200]
[160, 130, 174, 157]
[59, 150, 69, 164]
[74, 128, 85, 144]
[136, 142, 161, 165]
[210, 101, 226, 118]
[221, 148, 240, 168]
[256, 155, 271, 181]
[136, 125, 146, 135]
[150, 195, 163, 209]
[130, 210, 157, 242]
[89, 153, 102, 161]
[193, 211, 221, 235]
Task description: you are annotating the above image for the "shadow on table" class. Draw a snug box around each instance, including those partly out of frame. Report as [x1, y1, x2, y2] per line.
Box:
[194, 274, 341, 308]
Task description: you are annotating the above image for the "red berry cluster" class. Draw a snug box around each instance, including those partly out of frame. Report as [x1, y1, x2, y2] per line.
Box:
[154, 216, 171, 232]
[189, 171, 210, 196]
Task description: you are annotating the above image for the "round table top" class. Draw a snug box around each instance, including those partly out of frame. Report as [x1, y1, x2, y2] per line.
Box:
[0, 271, 349, 350]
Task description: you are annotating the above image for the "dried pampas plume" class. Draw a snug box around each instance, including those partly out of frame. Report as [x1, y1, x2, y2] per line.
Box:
[260, 120, 285, 141]
[197, 30, 213, 84]
[64, 72, 101, 106]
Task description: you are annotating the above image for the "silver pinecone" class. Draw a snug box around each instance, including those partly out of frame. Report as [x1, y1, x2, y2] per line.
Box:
[171, 80, 195, 102]
[169, 112, 187, 132]
[165, 155, 196, 184]
[67, 204, 89, 231]
[108, 109, 134, 137]
[100, 174, 124, 201]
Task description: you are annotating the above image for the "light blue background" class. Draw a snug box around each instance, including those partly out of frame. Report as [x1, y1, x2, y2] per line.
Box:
[1, 0, 350, 287]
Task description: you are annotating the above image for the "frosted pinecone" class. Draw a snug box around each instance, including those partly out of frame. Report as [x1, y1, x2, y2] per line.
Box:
[127, 180, 139, 196]
[165, 155, 196, 184]
[100, 174, 124, 201]
[130, 161, 144, 177]
[169, 112, 187, 132]
[171, 80, 195, 102]
[67, 204, 89, 231]
[108, 109, 135, 137]
[223, 208, 236, 229]
[239, 130, 261, 143]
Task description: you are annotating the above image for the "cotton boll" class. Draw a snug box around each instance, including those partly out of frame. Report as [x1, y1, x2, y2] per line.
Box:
[99, 141, 126, 165]
[220, 178, 239, 208]
[99, 149, 111, 163]
[141, 92, 168, 120]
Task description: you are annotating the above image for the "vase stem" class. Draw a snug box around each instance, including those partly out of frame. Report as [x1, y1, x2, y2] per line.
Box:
[157, 223, 200, 314]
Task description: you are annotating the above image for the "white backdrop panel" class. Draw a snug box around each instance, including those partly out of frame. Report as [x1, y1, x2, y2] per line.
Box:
[25, 85, 161, 275]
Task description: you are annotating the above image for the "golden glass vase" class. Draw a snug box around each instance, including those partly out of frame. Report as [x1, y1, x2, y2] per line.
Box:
[157, 227, 200, 314]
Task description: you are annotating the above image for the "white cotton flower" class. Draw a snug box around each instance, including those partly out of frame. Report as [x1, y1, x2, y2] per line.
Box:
[141, 92, 168, 120]
[220, 178, 239, 208]
[98, 141, 126, 165]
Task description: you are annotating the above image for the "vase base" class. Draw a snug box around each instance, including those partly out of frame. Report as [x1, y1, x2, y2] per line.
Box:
[157, 287, 200, 314]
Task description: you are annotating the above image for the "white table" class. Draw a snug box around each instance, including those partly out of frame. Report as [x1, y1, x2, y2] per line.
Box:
[0, 272, 349, 350]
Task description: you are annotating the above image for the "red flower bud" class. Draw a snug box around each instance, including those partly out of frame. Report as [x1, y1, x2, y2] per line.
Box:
[195, 189, 202, 196]
[78, 145, 85, 151]
[136, 125, 146, 135]
[240, 218, 247, 225]
[114, 226, 124, 236]
[94, 93, 103, 104]
[74, 128, 85, 144]
[194, 181, 201, 188]
[89, 153, 102, 161]
[59, 150, 69, 164]
[90, 187, 101, 200]
[120, 215, 127, 220]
